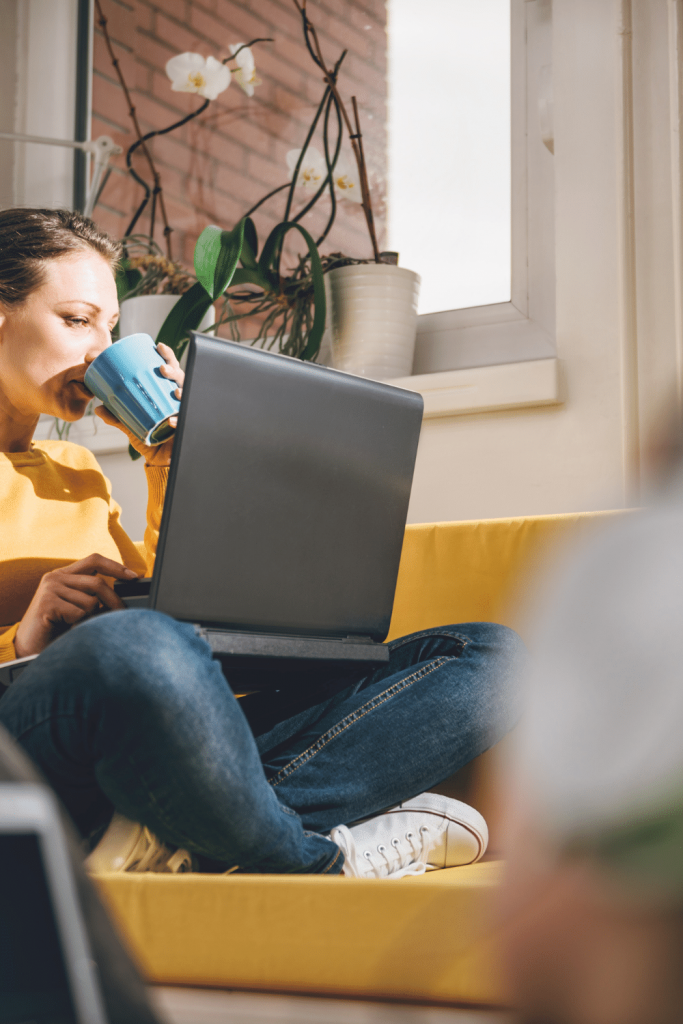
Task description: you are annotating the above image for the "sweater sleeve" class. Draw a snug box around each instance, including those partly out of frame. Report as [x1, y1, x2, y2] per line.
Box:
[142, 466, 169, 574]
[0, 623, 19, 663]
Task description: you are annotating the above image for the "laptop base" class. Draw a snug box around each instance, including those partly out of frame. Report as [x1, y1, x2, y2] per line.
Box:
[201, 627, 389, 691]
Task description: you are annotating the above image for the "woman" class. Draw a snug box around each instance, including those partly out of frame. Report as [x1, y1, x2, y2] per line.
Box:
[0, 208, 523, 877]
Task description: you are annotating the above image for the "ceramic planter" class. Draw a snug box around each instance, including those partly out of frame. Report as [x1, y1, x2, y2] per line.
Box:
[325, 264, 420, 380]
[118, 294, 214, 343]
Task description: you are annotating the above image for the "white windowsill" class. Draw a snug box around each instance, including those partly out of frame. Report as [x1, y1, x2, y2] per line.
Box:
[32, 358, 562, 457]
[391, 357, 562, 419]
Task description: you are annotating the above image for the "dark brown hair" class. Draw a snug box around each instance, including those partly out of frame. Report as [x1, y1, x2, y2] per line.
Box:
[0, 208, 122, 307]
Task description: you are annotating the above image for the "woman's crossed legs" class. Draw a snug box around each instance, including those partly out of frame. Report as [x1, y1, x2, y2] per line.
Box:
[0, 610, 524, 874]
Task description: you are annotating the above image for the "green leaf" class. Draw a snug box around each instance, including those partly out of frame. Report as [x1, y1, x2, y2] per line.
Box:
[258, 224, 283, 279]
[230, 267, 271, 289]
[212, 219, 245, 298]
[259, 222, 326, 362]
[115, 262, 142, 303]
[194, 221, 245, 301]
[241, 218, 259, 269]
[154, 281, 214, 360]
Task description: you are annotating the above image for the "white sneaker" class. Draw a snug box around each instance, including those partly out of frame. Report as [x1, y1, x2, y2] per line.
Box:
[84, 812, 194, 874]
[330, 793, 488, 879]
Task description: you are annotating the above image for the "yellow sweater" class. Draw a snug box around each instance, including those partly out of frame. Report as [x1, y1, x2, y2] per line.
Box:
[0, 440, 168, 662]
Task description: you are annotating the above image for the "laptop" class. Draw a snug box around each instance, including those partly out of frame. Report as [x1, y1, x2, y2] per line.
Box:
[1, 335, 423, 692]
[0, 782, 109, 1024]
[129, 333, 424, 686]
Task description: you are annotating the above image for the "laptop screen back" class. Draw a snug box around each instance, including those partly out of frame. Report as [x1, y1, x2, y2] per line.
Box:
[152, 337, 423, 640]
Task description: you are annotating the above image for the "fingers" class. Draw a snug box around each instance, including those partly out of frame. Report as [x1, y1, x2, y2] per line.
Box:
[157, 342, 185, 396]
[157, 342, 180, 368]
[59, 574, 126, 612]
[94, 405, 119, 426]
[52, 582, 102, 619]
[61, 553, 138, 579]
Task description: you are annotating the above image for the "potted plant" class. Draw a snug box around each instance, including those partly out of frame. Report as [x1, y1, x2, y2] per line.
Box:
[115, 236, 214, 342]
[95, 0, 419, 380]
[218, 0, 420, 379]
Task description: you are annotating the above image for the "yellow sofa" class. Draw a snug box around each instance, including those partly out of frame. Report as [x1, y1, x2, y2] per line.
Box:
[95, 510, 621, 1006]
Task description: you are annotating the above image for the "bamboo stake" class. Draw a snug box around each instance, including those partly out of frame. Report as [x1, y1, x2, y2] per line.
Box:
[293, 0, 380, 261]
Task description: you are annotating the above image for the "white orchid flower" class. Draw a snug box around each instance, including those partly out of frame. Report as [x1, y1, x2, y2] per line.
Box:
[165, 53, 231, 101]
[332, 155, 362, 204]
[286, 147, 326, 190]
[229, 43, 261, 96]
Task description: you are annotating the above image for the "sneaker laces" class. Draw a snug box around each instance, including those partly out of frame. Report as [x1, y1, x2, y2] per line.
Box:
[332, 823, 433, 879]
[128, 827, 194, 873]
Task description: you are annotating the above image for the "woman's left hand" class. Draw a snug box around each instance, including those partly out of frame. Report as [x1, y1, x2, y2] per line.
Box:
[94, 343, 184, 468]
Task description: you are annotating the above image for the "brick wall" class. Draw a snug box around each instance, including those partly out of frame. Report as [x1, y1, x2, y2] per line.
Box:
[92, 0, 388, 298]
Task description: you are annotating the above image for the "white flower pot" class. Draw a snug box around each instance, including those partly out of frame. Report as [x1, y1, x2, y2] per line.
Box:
[325, 264, 420, 380]
[118, 294, 215, 342]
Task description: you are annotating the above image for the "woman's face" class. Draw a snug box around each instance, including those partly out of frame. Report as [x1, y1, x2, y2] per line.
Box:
[0, 250, 119, 423]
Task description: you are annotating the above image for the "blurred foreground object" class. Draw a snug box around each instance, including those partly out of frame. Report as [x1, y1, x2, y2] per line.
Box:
[503, 469, 683, 1024]
[0, 724, 160, 1024]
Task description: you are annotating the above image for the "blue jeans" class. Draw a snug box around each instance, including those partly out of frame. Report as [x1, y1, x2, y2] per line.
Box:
[0, 611, 523, 874]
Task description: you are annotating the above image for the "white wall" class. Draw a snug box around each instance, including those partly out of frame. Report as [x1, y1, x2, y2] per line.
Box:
[406, 0, 683, 523]
[98, 452, 149, 542]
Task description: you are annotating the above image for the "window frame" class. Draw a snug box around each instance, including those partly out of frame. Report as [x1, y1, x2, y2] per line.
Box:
[411, 0, 556, 376]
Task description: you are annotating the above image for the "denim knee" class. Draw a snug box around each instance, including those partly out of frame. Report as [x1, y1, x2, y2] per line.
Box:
[30, 609, 214, 713]
[464, 621, 527, 730]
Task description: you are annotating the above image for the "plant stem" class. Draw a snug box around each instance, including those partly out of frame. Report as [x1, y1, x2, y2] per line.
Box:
[315, 90, 342, 245]
[123, 98, 210, 241]
[292, 91, 342, 226]
[95, 0, 174, 257]
[292, 0, 380, 261]
[276, 82, 332, 275]
[226, 39, 273, 62]
[242, 182, 291, 219]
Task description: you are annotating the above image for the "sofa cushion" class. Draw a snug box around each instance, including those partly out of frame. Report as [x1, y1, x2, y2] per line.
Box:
[95, 861, 506, 1006]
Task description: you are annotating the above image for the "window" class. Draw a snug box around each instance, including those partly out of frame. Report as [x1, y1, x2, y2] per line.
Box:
[388, 0, 555, 375]
[0, 0, 91, 212]
[387, 0, 511, 315]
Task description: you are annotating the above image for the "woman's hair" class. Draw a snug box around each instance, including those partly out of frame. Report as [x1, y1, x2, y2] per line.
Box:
[0, 208, 122, 307]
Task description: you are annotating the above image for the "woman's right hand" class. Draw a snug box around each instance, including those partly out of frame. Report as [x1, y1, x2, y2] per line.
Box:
[14, 554, 139, 657]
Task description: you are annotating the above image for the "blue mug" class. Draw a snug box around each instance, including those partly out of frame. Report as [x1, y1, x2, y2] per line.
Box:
[84, 333, 181, 446]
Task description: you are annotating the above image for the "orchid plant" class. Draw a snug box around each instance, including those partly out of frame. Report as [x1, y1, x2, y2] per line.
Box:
[96, 0, 383, 369]
[95, 0, 270, 259]
[194, 0, 385, 363]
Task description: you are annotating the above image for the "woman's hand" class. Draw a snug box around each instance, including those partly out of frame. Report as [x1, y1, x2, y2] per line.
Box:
[14, 555, 138, 657]
[94, 343, 184, 468]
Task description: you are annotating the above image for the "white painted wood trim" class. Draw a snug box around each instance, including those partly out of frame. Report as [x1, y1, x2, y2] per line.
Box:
[33, 417, 129, 455]
[390, 357, 561, 419]
[669, 0, 683, 409]
[412, 0, 556, 377]
[413, 300, 555, 374]
[616, 0, 641, 501]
